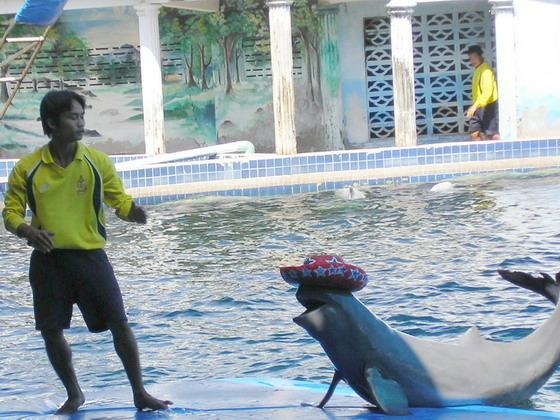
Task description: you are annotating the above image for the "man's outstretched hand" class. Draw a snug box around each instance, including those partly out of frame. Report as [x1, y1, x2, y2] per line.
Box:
[128, 202, 147, 224]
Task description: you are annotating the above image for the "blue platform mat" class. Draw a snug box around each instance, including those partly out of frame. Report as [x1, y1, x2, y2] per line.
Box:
[1, 377, 559, 419]
[15, 0, 68, 26]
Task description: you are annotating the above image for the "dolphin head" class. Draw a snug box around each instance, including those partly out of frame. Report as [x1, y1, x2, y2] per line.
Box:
[293, 285, 353, 333]
[281, 255, 370, 345]
[292, 284, 375, 354]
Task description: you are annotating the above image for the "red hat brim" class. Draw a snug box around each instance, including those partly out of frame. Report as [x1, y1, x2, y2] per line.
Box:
[280, 255, 368, 292]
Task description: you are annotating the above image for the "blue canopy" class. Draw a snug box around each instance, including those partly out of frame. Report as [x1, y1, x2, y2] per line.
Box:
[15, 0, 68, 26]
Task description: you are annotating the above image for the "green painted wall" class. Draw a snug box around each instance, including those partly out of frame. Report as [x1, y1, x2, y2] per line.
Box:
[0, 1, 342, 157]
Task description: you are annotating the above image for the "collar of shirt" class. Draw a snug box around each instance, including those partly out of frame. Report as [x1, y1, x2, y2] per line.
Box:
[41, 142, 85, 164]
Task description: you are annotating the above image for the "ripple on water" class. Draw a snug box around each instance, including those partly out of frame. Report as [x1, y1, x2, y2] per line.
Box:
[2, 172, 560, 412]
[163, 309, 206, 319]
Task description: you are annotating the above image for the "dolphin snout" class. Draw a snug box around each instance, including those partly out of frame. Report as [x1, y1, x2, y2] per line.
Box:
[293, 295, 325, 320]
[293, 294, 335, 336]
[293, 302, 328, 331]
[294, 286, 349, 334]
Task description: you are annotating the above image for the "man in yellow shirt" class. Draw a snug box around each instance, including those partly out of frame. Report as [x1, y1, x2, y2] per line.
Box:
[2, 90, 172, 414]
[466, 45, 500, 141]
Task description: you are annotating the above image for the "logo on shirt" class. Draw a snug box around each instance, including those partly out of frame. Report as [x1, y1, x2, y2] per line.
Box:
[76, 175, 88, 194]
[39, 183, 49, 193]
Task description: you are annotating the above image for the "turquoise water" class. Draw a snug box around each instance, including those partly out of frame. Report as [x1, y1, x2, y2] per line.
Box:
[1, 171, 560, 414]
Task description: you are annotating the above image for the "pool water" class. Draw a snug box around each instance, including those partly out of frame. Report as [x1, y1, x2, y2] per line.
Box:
[1, 170, 560, 413]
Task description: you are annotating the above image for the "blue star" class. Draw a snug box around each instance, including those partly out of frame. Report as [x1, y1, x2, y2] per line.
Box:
[315, 266, 326, 277]
[302, 267, 312, 278]
[330, 267, 344, 277]
[351, 269, 363, 280]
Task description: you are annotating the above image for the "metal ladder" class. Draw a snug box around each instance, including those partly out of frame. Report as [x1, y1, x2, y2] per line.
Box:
[0, 20, 52, 120]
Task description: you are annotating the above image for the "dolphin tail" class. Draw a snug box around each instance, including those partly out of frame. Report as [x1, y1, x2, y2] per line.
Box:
[498, 270, 560, 305]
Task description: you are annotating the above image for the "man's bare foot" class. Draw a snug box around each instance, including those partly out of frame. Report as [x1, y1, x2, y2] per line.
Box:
[470, 131, 481, 141]
[56, 392, 85, 414]
[134, 390, 172, 411]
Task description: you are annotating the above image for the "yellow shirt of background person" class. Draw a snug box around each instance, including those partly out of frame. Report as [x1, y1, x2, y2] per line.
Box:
[3, 142, 133, 250]
[472, 61, 498, 109]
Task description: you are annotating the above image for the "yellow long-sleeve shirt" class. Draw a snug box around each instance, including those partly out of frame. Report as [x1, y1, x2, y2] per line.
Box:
[472, 61, 498, 109]
[2, 142, 133, 250]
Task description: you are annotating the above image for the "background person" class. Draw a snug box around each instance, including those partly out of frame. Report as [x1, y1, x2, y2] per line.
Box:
[466, 45, 500, 141]
[2, 90, 172, 414]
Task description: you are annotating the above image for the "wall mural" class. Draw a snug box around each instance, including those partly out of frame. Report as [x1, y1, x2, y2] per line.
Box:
[0, 0, 342, 158]
[0, 7, 145, 157]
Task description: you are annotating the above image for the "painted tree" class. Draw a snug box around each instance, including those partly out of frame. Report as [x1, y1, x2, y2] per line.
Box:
[160, 8, 200, 87]
[292, 0, 323, 106]
[192, 14, 220, 90]
[41, 22, 88, 89]
[160, 9, 224, 91]
[211, 0, 266, 94]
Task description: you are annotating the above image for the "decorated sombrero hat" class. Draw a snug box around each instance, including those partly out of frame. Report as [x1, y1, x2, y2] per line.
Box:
[280, 255, 368, 292]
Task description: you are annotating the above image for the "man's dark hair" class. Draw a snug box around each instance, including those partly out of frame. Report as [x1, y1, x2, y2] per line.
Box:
[40, 90, 86, 137]
[467, 45, 483, 56]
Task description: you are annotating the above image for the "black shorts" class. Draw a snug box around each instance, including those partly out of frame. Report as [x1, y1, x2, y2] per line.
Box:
[468, 101, 499, 136]
[29, 249, 128, 333]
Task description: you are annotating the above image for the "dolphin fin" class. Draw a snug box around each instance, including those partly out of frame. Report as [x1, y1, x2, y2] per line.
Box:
[317, 370, 343, 408]
[457, 326, 485, 346]
[365, 366, 410, 415]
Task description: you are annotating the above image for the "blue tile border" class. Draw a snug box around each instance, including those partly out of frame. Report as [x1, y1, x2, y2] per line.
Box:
[128, 168, 535, 207]
[2, 139, 560, 204]
[116, 139, 560, 187]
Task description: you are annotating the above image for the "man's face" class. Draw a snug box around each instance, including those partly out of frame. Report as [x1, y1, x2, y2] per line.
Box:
[50, 99, 85, 143]
[468, 52, 483, 68]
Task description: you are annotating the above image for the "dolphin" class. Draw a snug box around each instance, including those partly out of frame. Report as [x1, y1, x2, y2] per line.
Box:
[430, 181, 455, 193]
[292, 270, 560, 415]
[335, 185, 366, 200]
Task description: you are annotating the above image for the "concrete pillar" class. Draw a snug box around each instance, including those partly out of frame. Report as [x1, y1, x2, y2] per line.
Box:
[490, 0, 517, 140]
[134, 3, 166, 155]
[267, 0, 297, 155]
[387, 0, 417, 147]
[318, 6, 344, 150]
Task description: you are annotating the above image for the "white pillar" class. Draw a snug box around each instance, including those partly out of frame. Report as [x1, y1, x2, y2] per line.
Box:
[135, 3, 166, 155]
[490, 0, 517, 140]
[267, 0, 297, 155]
[387, 0, 417, 147]
[319, 6, 344, 150]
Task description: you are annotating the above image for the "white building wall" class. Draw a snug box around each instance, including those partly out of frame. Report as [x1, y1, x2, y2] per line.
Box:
[338, 0, 493, 147]
[338, 1, 388, 146]
[515, 0, 560, 139]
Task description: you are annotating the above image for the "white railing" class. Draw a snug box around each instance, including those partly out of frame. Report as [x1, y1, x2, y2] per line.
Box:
[115, 141, 255, 171]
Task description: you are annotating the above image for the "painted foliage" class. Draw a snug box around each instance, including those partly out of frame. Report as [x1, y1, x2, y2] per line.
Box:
[0, 7, 145, 158]
[162, 0, 343, 153]
[0, 0, 342, 158]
